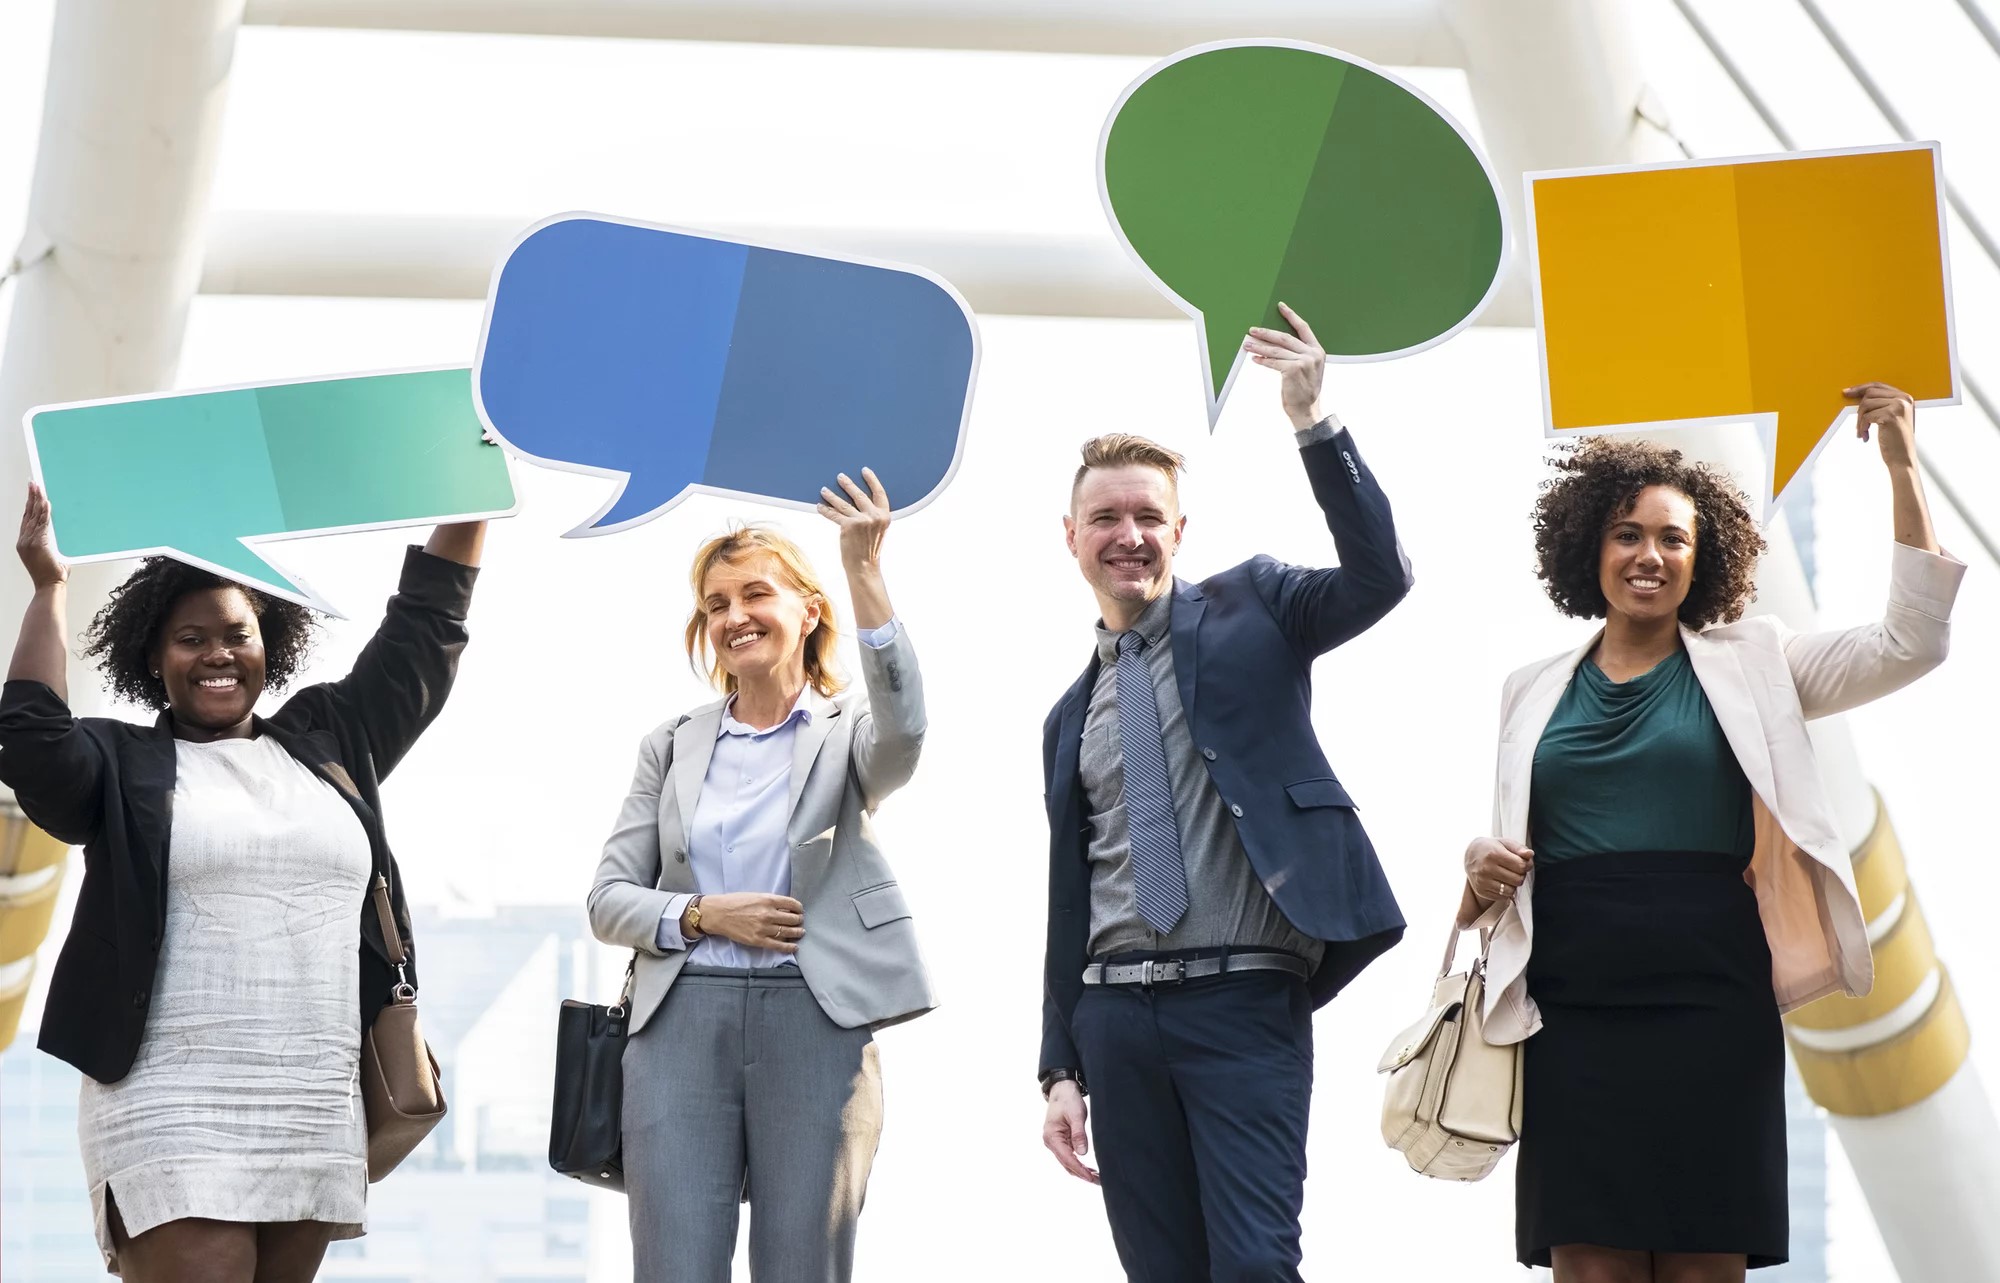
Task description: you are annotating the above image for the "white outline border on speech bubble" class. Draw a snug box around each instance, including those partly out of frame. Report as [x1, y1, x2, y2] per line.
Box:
[1523, 140, 1962, 518]
[1096, 38, 1514, 431]
[21, 364, 523, 619]
[469, 212, 984, 539]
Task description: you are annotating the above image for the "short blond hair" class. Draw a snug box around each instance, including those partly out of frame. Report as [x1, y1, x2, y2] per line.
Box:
[684, 525, 845, 698]
[1071, 433, 1187, 511]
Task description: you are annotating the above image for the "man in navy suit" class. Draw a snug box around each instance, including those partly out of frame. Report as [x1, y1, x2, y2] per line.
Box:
[1037, 304, 1412, 1281]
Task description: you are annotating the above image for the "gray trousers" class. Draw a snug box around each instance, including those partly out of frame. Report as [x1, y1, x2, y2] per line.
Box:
[622, 966, 883, 1283]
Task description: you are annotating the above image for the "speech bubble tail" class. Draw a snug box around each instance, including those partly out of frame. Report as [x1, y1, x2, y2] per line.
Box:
[1765, 390, 1857, 516]
[1200, 338, 1250, 434]
[567, 470, 695, 538]
[171, 539, 345, 619]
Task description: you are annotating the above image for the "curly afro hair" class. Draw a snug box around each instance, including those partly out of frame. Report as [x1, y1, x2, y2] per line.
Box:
[81, 559, 320, 710]
[1532, 437, 1766, 629]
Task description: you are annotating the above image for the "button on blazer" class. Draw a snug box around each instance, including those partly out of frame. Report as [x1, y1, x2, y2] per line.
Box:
[588, 628, 934, 1032]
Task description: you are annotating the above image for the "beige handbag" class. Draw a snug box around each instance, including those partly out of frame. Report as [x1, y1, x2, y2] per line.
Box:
[1377, 903, 1523, 1181]
[359, 873, 447, 1182]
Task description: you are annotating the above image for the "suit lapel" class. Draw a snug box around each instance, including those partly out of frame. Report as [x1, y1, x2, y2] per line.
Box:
[1168, 579, 1204, 726]
[786, 691, 841, 826]
[1498, 633, 1598, 841]
[1048, 660, 1095, 827]
[1681, 624, 1778, 803]
[670, 703, 726, 836]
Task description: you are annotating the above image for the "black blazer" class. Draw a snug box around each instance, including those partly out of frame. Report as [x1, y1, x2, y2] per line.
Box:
[1040, 430, 1413, 1078]
[0, 547, 477, 1084]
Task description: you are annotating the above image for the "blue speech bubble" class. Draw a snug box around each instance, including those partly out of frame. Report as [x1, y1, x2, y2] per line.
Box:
[473, 215, 980, 534]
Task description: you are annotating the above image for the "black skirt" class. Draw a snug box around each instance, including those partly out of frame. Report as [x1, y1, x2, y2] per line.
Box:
[1516, 852, 1788, 1269]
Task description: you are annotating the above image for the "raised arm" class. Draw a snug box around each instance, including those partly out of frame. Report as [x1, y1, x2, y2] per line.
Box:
[0, 485, 104, 842]
[819, 468, 924, 808]
[1243, 304, 1414, 657]
[309, 522, 483, 776]
[1781, 386, 1963, 719]
[10, 485, 69, 699]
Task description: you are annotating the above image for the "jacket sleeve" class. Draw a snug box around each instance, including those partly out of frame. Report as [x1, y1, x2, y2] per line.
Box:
[1257, 428, 1415, 661]
[586, 722, 680, 955]
[0, 680, 105, 845]
[1777, 543, 1965, 720]
[846, 625, 926, 812]
[1038, 701, 1083, 1076]
[311, 547, 478, 779]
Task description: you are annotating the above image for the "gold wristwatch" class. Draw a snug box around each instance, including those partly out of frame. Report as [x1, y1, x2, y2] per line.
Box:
[681, 895, 706, 940]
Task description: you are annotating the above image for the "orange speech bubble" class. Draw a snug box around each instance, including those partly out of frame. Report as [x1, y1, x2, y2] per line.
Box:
[1527, 143, 1958, 509]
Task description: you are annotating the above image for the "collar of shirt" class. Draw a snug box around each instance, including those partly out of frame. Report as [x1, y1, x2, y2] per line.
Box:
[718, 689, 815, 740]
[1093, 588, 1173, 665]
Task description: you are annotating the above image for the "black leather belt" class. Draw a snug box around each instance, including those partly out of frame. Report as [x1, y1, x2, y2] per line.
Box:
[1081, 951, 1310, 987]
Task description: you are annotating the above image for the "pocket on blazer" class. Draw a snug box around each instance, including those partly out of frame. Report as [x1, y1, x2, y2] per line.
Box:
[1283, 778, 1356, 810]
[851, 881, 913, 929]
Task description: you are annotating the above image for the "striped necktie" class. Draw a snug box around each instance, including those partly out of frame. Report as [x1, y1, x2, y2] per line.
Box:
[1115, 630, 1188, 934]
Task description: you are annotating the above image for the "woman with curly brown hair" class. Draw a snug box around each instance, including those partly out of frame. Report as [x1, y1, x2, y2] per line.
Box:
[0, 483, 486, 1282]
[1457, 384, 1964, 1283]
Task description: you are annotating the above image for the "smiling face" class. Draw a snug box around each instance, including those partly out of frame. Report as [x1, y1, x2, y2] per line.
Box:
[1065, 464, 1185, 618]
[700, 553, 821, 691]
[152, 586, 267, 739]
[1599, 484, 1698, 625]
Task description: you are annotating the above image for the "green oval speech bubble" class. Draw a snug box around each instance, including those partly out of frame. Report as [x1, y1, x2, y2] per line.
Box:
[1101, 40, 1509, 427]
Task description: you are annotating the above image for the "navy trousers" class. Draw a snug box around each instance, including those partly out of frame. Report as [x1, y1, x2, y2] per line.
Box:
[1072, 967, 1315, 1283]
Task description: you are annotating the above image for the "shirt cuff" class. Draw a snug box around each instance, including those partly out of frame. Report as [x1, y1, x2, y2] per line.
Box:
[655, 894, 695, 951]
[857, 616, 903, 649]
[1293, 412, 1345, 448]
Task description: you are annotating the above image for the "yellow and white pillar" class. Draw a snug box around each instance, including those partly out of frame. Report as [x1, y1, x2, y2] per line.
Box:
[0, 801, 67, 1052]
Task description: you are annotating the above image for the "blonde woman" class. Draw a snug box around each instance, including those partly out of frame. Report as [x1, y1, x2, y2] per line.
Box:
[587, 469, 932, 1282]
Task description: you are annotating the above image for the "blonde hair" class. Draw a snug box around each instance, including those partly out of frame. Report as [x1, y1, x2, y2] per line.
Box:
[684, 525, 845, 698]
[1071, 433, 1188, 511]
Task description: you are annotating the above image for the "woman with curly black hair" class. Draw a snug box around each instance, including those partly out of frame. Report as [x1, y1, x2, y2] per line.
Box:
[1457, 384, 1964, 1283]
[0, 483, 486, 1283]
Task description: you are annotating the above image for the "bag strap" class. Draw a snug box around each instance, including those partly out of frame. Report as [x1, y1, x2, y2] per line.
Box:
[610, 955, 638, 1018]
[1437, 899, 1507, 979]
[369, 873, 415, 998]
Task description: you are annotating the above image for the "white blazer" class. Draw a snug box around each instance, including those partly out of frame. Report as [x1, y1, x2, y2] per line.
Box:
[1480, 543, 1966, 1045]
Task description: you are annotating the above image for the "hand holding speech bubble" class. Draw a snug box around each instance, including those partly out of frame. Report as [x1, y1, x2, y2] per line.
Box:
[473, 215, 980, 535]
[1527, 143, 1959, 510]
[1100, 40, 1508, 427]
[25, 368, 518, 616]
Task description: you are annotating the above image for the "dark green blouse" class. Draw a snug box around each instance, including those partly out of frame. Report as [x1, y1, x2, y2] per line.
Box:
[1528, 647, 1755, 864]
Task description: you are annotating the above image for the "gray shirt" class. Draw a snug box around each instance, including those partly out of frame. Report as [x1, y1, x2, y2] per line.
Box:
[1079, 591, 1324, 964]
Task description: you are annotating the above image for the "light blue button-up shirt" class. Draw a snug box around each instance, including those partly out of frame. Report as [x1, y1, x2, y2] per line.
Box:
[656, 618, 902, 965]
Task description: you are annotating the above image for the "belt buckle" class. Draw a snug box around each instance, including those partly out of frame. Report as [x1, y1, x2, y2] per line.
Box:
[1141, 958, 1184, 987]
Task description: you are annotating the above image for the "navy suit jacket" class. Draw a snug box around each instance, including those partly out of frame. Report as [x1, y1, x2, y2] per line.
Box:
[1040, 430, 1412, 1077]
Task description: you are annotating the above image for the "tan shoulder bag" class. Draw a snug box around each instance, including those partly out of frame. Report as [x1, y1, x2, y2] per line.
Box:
[359, 873, 447, 1181]
[1377, 904, 1523, 1181]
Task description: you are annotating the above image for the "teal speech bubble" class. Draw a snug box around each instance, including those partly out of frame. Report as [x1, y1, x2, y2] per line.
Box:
[27, 368, 518, 616]
[1100, 40, 1509, 427]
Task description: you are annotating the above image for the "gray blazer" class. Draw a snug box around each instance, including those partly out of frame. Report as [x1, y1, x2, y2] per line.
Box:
[587, 629, 935, 1032]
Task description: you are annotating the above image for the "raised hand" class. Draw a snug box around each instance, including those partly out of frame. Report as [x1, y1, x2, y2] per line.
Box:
[818, 468, 891, 570]
[818, 467, 895, 631]
[1242, 301, 1328, 432]
[17, 485, 67, 590]
[1843, 382, 1917, 469]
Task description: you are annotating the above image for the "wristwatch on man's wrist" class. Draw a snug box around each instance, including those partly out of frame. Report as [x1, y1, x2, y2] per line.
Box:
[1040, 1067, 1085, 1099]
[680, 895, 706, 941]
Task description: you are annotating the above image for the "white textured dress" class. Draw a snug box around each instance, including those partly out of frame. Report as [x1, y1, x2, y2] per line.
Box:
[77, 734, 374, 1271]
